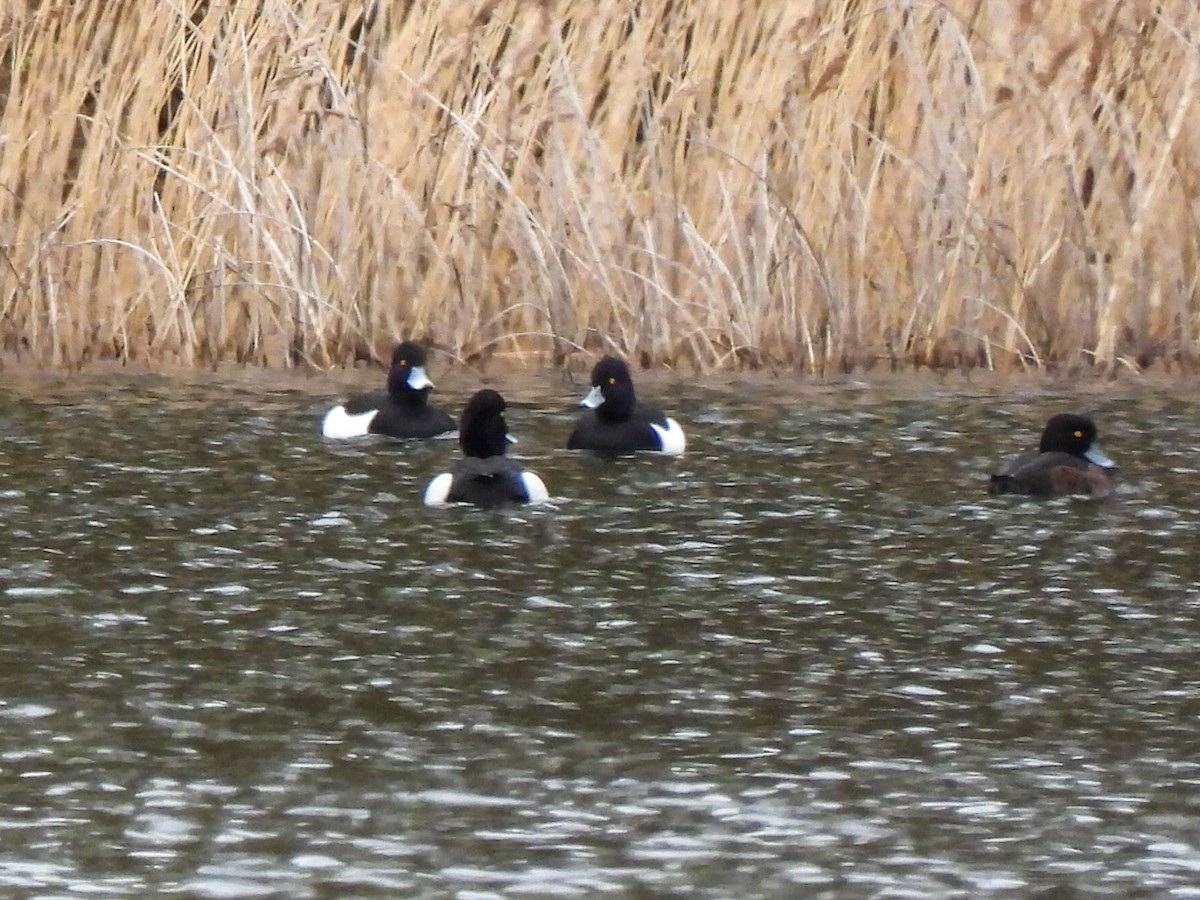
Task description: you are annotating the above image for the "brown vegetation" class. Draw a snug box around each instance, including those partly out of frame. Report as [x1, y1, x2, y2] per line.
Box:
[1, 0, 1198, 373]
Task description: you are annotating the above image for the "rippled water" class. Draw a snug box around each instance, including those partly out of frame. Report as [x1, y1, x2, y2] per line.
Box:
[1, 368, 1199, 898]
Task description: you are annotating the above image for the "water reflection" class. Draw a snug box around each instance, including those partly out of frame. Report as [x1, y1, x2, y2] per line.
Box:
[1, 371, 1199, 897]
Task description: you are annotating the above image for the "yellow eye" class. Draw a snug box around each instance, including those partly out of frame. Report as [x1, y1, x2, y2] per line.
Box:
[399, 359, 407, 366]
[1074, 430, 1083, 438]
[608, 377, 616, 385]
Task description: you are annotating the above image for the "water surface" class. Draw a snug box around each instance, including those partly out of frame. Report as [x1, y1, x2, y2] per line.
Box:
[1, 369, 1199, 897]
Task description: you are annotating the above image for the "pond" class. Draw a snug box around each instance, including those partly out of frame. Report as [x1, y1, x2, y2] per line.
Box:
[1, 366, 1199, 897]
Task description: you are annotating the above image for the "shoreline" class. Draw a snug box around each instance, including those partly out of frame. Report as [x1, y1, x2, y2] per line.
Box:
[2, 351, 1195, 404]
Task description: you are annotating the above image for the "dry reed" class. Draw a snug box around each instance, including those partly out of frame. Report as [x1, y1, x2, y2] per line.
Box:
[1, 0, 1198, 373]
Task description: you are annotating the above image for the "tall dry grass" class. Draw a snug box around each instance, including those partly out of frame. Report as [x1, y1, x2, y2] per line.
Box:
[1, 0, 1198, 373]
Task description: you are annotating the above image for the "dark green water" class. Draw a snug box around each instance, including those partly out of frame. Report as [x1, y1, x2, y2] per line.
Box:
[1, 369, 1199, 898]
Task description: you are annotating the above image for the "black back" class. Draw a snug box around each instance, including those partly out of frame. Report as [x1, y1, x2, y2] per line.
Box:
[446, 456, 531, 508]
[370, 400, 455, 438]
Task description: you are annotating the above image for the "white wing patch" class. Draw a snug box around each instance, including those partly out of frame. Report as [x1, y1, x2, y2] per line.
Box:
[423, 472, 453, 506]
[651, 417, 687, 455]
[321, 405, 378, 439]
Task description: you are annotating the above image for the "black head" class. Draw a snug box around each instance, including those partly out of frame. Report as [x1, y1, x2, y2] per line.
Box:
[583, 356, 637, 421]
[459, 389, 510, 459]
[1039, 413, 1098, 457]
[386, 341, 434, 400]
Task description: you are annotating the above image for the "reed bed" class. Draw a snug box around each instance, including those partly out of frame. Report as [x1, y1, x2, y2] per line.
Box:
[1, 0, 1198, 373]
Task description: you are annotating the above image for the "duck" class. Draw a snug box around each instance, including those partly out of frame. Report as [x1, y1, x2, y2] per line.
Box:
[423, 389, 550, 508]
[988, 413, 1118, 497]
[321, 341, 455, 439]
[566, 356, 686, 456]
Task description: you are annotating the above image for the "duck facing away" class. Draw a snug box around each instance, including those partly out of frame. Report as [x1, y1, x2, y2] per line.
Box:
[566, 356, 686, 456]
[424, 389, 549, 508]
[321, 341, 455, 440]
[989, 413, 1117, 497]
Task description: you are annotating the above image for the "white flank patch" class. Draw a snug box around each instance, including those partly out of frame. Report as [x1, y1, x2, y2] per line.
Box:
[652, 417, 687, 455]
[423, 472, 453, 506]
[321, 405, 377, 439]
[521, 471, 550, 503]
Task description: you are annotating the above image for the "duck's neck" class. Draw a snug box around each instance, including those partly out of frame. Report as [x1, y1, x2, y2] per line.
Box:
[597, 386, 636, 422]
